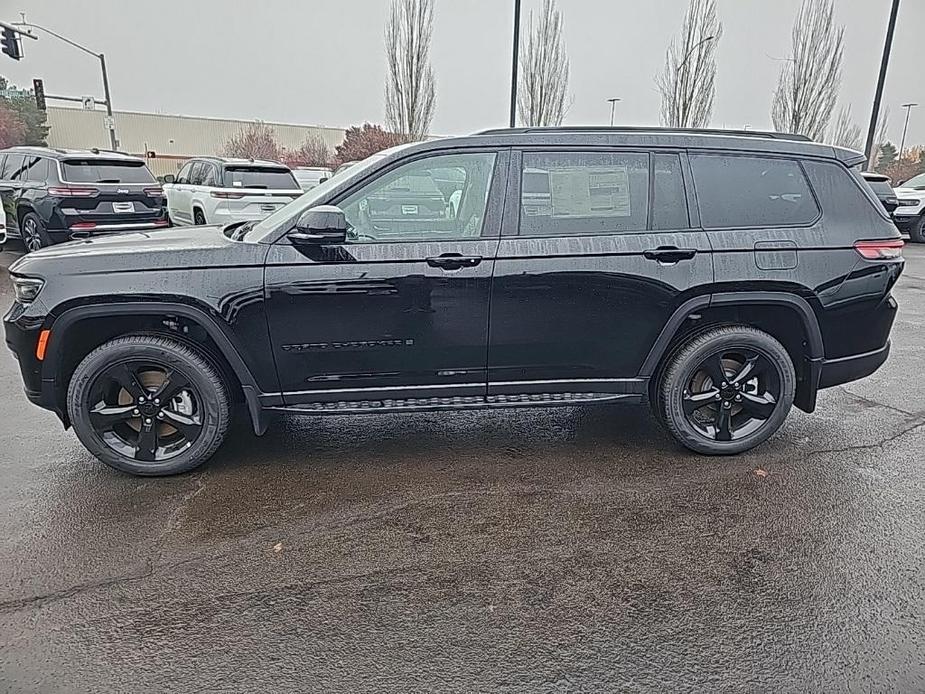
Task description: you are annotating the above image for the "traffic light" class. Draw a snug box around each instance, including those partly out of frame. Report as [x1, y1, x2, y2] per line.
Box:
[33, 79, 45, 110]
[1, 27, 21, 61]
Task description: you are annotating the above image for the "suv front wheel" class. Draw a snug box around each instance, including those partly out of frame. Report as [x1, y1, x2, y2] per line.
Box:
[67, 335, 230, 475]
[657, 326, 796, 455]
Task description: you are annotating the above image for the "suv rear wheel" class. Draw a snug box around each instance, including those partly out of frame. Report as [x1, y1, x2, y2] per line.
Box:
[193, 208, 207, 226]
[657, 326, 796, 455]
[908, 215, 925, 244]
[67, 335, 230, 476]
[21, 212, 51, 252]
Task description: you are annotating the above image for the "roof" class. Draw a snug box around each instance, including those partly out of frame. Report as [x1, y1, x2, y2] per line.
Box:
[1, 145, 145, 162]
[192, 156, 287, 168]
[389, 126, 863, 166]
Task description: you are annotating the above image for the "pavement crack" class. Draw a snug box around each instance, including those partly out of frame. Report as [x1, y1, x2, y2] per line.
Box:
[837, 386, 916, 417]
[807, 415, 925, 456]
[0, 561, 154, 613]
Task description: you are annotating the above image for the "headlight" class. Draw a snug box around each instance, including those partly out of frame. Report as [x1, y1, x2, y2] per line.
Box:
[897, 199, 921, 207]
[11, 276, 44, 305]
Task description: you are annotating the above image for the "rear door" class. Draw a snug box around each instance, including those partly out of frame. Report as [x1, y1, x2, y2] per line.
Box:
[167, 161, 194, 223]
[220, 165, 302, 219]
[488, 148, 713, 397]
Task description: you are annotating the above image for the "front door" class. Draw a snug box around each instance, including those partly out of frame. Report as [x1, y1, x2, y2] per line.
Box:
[488, 149, 713, 396]
[265, 149, 507, 404]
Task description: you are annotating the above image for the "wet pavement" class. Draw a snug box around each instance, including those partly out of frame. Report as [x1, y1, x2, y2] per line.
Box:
[0, 242, 923, 692]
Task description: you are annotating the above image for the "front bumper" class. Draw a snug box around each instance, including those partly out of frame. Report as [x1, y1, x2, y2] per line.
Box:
[3, 303, 47, 407]
[893, 213, 921, 232]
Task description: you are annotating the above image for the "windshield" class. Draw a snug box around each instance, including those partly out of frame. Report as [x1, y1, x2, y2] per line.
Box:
[901, 173, 925, 190]
[223, 166, 299, 189]
[246, 145, 412, 241]
[62, 159, 155, 183]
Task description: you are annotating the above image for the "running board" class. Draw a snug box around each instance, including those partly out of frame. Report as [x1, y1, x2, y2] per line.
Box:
[268, 392, 641, 416]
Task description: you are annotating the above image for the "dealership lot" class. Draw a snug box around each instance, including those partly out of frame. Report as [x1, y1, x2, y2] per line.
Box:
[0, 243, 923, 691]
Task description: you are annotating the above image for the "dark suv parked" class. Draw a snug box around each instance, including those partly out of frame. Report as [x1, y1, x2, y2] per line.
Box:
[4, 128, 903, 475]
[0, 146, 167, 251]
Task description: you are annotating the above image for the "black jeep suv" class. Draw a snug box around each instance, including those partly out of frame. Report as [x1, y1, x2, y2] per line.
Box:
[4, 127, 903, 476]
[0, 146, 168, 251]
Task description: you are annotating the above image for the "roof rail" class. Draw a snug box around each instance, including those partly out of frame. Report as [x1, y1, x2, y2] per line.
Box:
[474, 126, 812, 142]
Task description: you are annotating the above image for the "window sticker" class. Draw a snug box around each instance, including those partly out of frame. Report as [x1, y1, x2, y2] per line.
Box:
[549, 166, 631, 217]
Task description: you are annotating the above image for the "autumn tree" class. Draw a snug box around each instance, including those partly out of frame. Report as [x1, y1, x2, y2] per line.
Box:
[385, 0, 436, 141]
[282, 134, 332, 168]
[0, 101, 26, 149]
[771, 0, 844, 140]
[223, 122, 282, 161]
[0, 76, 48, 146]
[657, 0, 723, 129]
[517, 0, 571, 127]
[334, 123, 403, 165]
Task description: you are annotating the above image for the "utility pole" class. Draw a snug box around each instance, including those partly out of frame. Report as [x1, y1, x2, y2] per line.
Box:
[607, 98, 621, 127]
[12, 18, 118, 150]
[509, 0, 521, 128]
[864, 0, 900, 166]
[899, 103, 918, 159]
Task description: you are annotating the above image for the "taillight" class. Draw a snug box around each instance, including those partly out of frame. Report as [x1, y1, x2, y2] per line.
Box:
[854, 239, 904, 260]
[211, 191, 245, 199]
[48, 187, 99, 197]
[144, 187, 164, 197]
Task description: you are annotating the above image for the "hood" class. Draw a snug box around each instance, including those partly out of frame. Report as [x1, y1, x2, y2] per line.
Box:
[894, 186, 925, 198]
[10, 225, 267, 278]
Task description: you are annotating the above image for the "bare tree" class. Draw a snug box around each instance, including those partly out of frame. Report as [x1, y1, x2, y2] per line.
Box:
[656, 0, 723, 129]
[385, 0, 436, 141]
[771, 0, 844, 140]
[517, 0, 570, 127]
[827, 104, 863, 150]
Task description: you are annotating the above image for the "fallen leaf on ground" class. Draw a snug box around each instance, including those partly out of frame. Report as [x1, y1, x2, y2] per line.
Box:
[273, 542, 283, 553]
[754, 468, 769, 478]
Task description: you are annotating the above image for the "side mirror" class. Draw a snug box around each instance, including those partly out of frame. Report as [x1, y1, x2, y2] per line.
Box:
[163, 174, 176, 184]
[289, 205, 348, 245]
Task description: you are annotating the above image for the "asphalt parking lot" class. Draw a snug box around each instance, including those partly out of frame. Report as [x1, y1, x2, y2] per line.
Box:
[0, 241, 923, 693]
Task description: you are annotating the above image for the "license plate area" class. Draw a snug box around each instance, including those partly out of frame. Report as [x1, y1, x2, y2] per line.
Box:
[112, 201, 135, 213]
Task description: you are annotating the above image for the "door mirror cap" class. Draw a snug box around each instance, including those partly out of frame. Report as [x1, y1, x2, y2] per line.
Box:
[162, 174, 176, 184]
[290, 205, 348, 244]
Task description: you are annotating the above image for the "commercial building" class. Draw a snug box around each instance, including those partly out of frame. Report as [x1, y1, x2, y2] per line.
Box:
[44, 106, 346, 177]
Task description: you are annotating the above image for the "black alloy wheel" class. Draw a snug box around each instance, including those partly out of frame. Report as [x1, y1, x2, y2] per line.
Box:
[682, 348, 780, 442]
[658, 326, 796, 455]
[87, 360, 204, 463]
[22, 214, 46, 252]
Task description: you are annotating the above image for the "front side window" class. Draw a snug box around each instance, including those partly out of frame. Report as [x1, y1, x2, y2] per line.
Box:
[62, 159, 156, 184]
[187, 162, 205, 186]
[176, 162, 193, 184]
[1, 154, 26, 181]
[338, 152, 496, 243]
[691, 154, 819, 229]
[519, 151, 649, 236]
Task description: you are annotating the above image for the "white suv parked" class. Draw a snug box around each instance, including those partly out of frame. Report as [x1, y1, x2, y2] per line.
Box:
[894, 172, 925, 243]
[163, 157, 302, 226]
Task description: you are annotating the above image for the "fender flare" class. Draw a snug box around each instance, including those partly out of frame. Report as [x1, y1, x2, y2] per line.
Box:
[638, 291, 824, 378]
[43, 301, 268, 435]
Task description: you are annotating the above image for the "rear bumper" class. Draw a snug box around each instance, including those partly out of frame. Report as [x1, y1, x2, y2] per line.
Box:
[818, 341, 891, 389]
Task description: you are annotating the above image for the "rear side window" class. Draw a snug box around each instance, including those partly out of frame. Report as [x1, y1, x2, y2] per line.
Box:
[62, 159, 156, 184]
[201, 163, 219, 187]
[223, 167, 299, 190]
[652, 153, 689, 230]
[25, 157, 48, 183]
[187, 162, 205, 186]
[520, 151, 649, 236]
[691, 155, 819, 229]
[865, 179, 895, 198]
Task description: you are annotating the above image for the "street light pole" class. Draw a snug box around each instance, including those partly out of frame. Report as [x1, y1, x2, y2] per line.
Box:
[509, 0, 522, 128]
[607, 98, 621, 127]
[864, 0, 901, 166]
[899, 103, 918, 160]
[13, 19, 118, 150]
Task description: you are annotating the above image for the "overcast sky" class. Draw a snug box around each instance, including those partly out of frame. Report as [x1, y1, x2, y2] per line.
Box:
[2, 0, 922, 147]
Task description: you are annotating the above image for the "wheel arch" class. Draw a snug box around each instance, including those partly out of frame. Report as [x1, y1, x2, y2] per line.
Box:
[42, 302, 267, 434]
[640, 291, 824, 413]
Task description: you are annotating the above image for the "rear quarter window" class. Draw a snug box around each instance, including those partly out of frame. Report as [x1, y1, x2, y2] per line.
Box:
[223, 167, 299, 189]
[62, 159, 156, 183]
[691, 154, 819, 229]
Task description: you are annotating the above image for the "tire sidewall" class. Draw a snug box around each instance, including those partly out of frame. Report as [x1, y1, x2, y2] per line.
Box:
[22, 212, 50, 253]
[661, 329, 796, 455]
[67, 340, 227, 475]
[910, 215, 925, 244]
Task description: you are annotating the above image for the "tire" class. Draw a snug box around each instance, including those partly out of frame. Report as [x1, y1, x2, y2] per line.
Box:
[908, 215, 925, 244]
[67, 335, 230, 476]
[657, 325, 796, 455]
[20, 212, 52, 252]
[193, 208, 207, 226]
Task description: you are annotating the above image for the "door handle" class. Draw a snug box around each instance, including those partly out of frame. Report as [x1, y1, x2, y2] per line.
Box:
[643, 246, 697, 263]
[426, 253, 482, 270]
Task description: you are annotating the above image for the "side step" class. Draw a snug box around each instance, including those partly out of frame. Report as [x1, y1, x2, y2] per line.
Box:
[269, 392, 640, 416]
